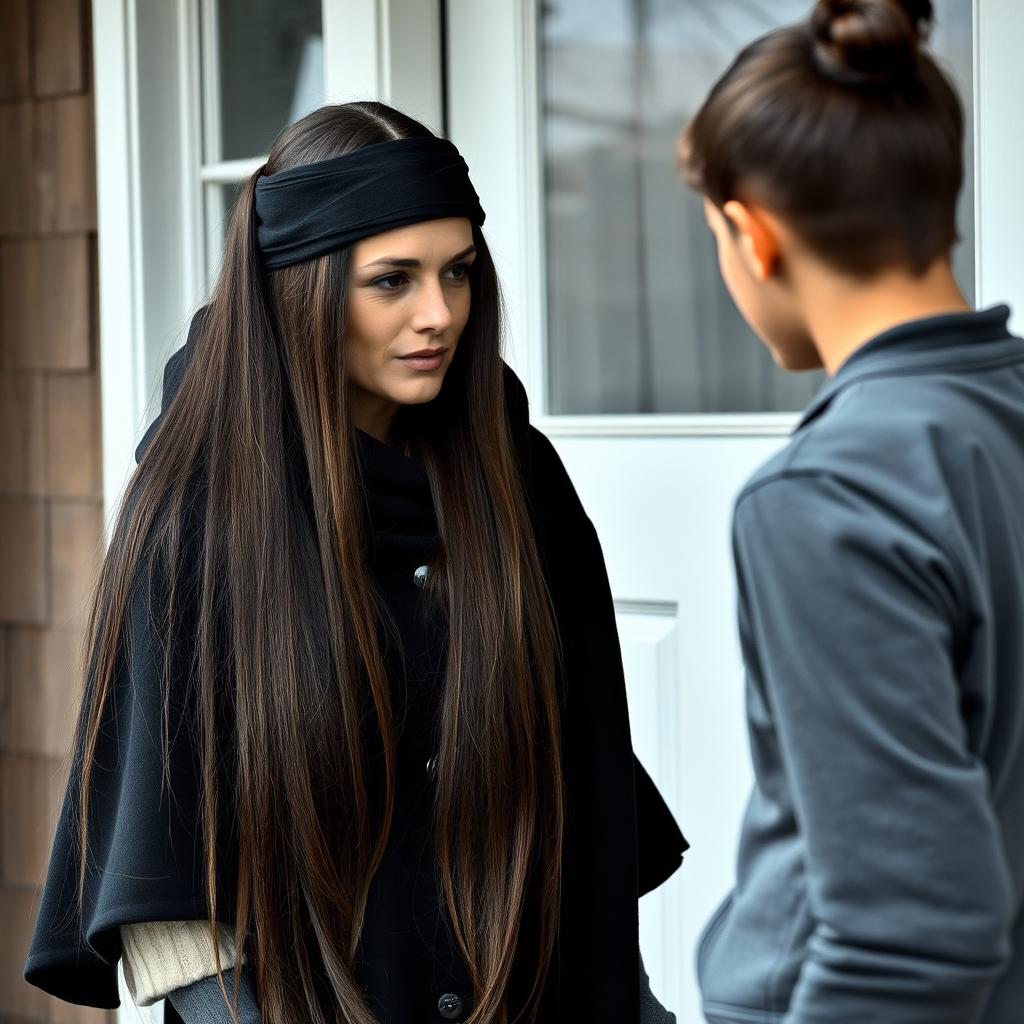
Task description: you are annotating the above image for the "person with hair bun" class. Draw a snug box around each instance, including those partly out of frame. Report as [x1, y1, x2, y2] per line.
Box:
[680, 2, 1023, 1022]
[23, 101, 685, 1024]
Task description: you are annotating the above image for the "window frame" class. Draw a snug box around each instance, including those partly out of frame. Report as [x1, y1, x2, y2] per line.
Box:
[446, 0, 999, 439]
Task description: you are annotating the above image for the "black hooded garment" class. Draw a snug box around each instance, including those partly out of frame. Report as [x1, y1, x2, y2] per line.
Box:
[25, 308, 686, 1021]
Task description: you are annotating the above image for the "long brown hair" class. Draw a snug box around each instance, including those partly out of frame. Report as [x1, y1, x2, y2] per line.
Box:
[75, 102, 563, 1023]
[679, 0, 964, 277]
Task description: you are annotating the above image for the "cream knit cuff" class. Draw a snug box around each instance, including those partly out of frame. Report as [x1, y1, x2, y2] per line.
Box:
[120, 920, 240, 1007]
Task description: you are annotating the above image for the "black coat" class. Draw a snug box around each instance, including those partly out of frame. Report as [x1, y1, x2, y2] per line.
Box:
[25, 310, 686, 1021]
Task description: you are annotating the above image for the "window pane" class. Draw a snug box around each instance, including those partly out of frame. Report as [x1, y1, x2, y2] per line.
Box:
[541, 0, 976, 415]
[208, 0, 323, 162]
[204, 182, 244, 285]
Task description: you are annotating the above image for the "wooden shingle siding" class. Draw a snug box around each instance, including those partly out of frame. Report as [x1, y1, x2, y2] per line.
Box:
[34, 96, 97, 233]
[48, 500, 103, 631]
[0, 237, 92, 371]
[0, 499, 49, 625]
[0, 752, 65, 888]
[0, 0, 109, 1017]
[0, 97, 96, 238]
[0, 101, 35, 235]
[2, 628, 84, 759]
[47, 371, 102, 500]
[32, 0, 88, 98]
[0, 887, 51, 1020]
[0, 0, 30, 100]
[0, 373, 47, 496]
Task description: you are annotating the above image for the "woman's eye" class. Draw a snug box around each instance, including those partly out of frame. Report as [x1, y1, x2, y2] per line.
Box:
[445, 262, 472, 282]
[373, 272, 407, 291]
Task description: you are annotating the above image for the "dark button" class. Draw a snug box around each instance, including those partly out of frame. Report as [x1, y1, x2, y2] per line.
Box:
[437, 992, 463, 1020]
[414, 564, 430, 588]
[425, 755, 438, 780]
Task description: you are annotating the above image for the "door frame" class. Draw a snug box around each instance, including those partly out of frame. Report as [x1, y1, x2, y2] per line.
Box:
[91, 0, 1024, 1019]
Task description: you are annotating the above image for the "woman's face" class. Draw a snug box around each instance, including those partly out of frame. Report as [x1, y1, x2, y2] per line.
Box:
[346, 217, 477, 434]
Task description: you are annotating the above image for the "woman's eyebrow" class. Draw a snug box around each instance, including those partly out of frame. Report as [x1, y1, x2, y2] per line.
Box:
[361, 245, 478, 270]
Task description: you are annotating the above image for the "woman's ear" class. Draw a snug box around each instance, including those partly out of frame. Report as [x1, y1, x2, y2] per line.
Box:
[722, 200, 781, 283]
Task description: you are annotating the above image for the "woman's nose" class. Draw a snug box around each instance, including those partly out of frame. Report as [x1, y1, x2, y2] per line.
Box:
[410, 280, 455, 335]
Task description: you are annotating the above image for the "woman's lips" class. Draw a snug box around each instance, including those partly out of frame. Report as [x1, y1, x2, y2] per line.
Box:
[398, 349, 447, 371]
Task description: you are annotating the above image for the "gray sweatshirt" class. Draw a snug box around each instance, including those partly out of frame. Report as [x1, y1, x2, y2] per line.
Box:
[698, 306, 1024, 1024]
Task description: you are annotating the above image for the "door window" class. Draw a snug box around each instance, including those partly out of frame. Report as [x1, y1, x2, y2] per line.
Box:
[199, 0, 324, 277]
[540, 0, 976, 414]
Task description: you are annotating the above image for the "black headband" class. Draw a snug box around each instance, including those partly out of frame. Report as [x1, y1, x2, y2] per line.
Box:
[253, 136, 486, 270]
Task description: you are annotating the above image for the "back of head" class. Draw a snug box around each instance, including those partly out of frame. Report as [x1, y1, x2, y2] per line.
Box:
[680, 0, 964, 277]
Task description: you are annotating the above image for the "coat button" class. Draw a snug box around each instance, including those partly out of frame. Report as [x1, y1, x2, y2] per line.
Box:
[414, 564, 430, 588]
[425, 755, 438, 780]
[437, 992, 463, 1020]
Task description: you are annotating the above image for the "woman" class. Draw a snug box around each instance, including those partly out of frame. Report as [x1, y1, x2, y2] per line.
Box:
[680, 2, 1023, 1022]
[25, 103, 685, 1023]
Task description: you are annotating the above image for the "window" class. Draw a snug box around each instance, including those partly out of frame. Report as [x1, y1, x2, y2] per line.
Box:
[199, 0, 324, 281]
[540, 0, 976, 414]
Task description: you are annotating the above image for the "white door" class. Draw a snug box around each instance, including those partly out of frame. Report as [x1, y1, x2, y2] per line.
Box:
[444, 1, 1012, 1020]
[95, 1, 1024, 1022]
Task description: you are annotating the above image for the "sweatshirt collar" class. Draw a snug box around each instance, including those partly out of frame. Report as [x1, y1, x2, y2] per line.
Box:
[798, 304, 1020, 430]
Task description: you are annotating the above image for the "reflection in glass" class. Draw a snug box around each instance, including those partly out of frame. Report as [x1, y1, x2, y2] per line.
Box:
[212, 0, 323, 162]
[541, 0, 976, 414]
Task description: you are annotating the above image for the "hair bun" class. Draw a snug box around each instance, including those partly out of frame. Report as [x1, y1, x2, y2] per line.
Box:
[811, 0, 933, 86]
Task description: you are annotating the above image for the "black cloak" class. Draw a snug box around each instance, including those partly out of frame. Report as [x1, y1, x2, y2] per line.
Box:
[25, 309, 686, 1019]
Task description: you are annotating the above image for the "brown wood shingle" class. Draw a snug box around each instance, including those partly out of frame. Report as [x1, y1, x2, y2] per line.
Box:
[0, 0, 31, 100]
[1, 753, 65, 887]
[2, 628, 83, 759]
[48, 501, 102, 632]
[0, 499, 48, 625]
[34, 97, 97, 233]
[46, 372, 102, 499]
[0, 237, 92, 371]
[0, 373, 47, 497]
[31, 0, 87, 98]
[0, 886, 50, 1019]
[0, 101, 35, 237]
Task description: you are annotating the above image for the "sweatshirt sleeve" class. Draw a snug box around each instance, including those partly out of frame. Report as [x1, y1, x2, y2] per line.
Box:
[733, 472, 1014, 1024]
[120, 921, 240, 1007]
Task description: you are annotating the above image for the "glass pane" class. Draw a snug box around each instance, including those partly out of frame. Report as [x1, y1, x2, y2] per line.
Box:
[208, 0, 324, 162]
[541, 0, 976, 415]
[204, 182, 244, 285]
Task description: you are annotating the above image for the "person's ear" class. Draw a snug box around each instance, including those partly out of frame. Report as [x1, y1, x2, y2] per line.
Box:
[722, 200, 780, 283]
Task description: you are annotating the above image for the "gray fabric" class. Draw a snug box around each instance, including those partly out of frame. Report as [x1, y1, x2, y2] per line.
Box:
[698, 307, 1024, 1023]
[168, 968, 260, 1024]
[639, 955, 675, 1023]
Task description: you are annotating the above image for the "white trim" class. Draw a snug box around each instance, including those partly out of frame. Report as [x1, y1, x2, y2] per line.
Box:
[614, 598, 678, 618]
[94, 0, 144, 533]
[199, 0, 221, 165]
[446, 0, 543, 401]
[199, 0, 224, 283]
[178, 0, 205, 307]
[200, 157, 266, 183]
[517, 0, 547, 412]
[973, 0, 982, 306]
[322, 0, 443, 133]
[322, 0, 381, 102]
[976, 0, 1024, 328]
[537, 413, 798, 439]
[380, 0, 444, 134]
